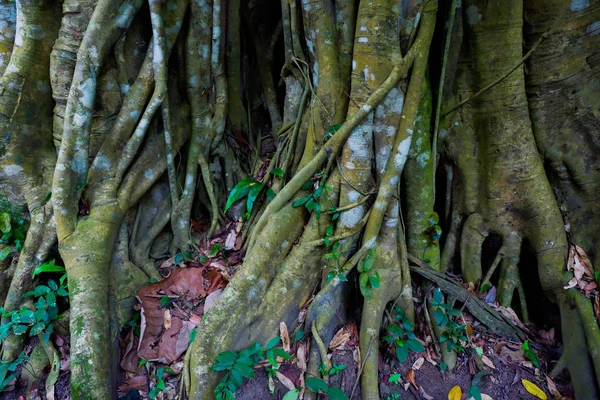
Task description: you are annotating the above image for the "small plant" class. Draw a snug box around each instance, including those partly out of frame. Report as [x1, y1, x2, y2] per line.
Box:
[323, 207, 340, 247]
[383, 306, 424, 362]
[0, 212, 27, 261]
[323, 124, 342, 143]
[0, 350, 28, 390]
[148, 366, 166, 399]
[357, 249, 380, 299]
[425, 212, 442, 244]
[522, 340, 540, 367]
[224, 178, 275, 219]
[430, 288, 467, 353]
[292, 183, 326, 220]
[386, 394, 402, 400]
[324, 241, 350, 283]
[389, 373, 401, 384]
[0, 272, 68, 345]
[318, 362, 346, 376]
[212, 337, 290, 400]
[305, 376, 349, 400]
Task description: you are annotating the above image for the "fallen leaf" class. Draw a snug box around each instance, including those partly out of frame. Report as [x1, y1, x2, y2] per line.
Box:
[329, 327, 351, 349]
[280, 322, 291, 352]
[481, 355, 496, 369]
[119, 375, 148, 392]
[522, 379, 547, 399]
[420, 386, 434, 400]
[164, 309, 172, 329]
[545, 375, 561, 398]
[276, 371, 296, 390]
[268, 375, 275, 394]
[481, 395, 494, 400]
[406, 369, 417, 389]
[136, 266, 226, 363]
[563, 278, 577, 289]
[225, 231, 237, 249]
[485, 286, 497, 303]
[204, 289, 222, 313]
[412, 357, 425, 370]
[297, 344, 307, 371]
[466, 324, 473, 337]
[448, 385, 462, 400]
[189, 314, 201, 325]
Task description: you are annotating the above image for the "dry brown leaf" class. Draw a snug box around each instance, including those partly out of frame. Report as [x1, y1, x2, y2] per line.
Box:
[189, 314, 201, 325]
[297, 344, 307, 371]
[329, 327, 351, 349]
[136, 266, 226, 363]
[406, 369, 417, 389]
[574, 245, 594, 276]
[448, 385, 462, 400]
[204, 289, 223, 313]
[280, 322, 291, 352]
[225, 231, 237, 249]
[563, 277, 578, 289]
[545, 375, 561, 398]
[119, 375, 148, 392]
[276, 371, 296, 390]
[412, 357, 425, 370]
[481, 355, 496, 369]
[164, 309, 172, 329]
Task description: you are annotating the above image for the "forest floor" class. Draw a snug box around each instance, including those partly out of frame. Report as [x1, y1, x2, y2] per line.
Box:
[1, 217, 575, 400]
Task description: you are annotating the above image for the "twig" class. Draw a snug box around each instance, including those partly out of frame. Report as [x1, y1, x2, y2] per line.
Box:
[350, 335, 375, 399]
[441, 30, 550, 118]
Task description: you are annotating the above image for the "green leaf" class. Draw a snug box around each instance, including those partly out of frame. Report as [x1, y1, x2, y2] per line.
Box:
[19, 309, 35, 324]
[159, 296, 170, 308]
[292, 196, 310, 208]
[293, 330, 304, 343]
[433, 308, 447, 327]
[301, 180, 314, 191]
[265, 336, 280, 350]
[0, 247, 12, 261]
[359, 273, 373, 299]
[439, 361, 447, 372]
[190, 327, 197, 343]
[156, 367, 164, 379]
[56, 287, 68, 297]
[406, 339, 424, 353]
[272, 348, 291, 359]
[266, 188, 275, 202]
[306, 376, 329, 393]
[22, 285, 51, 298]
[467, 384, 482, 400]
[282, 389, 299, 400]
[389, 373, 402, 384]
[395, 345, 409, 362]
[363, 250, 375, 272]
[32, 261, 65, 278]
[48, 279, 58, 291]
[224, 178, 259, 212]
[46, 292, 56, 308]
[271, 168, 284, 177]
[327, 386, 349, 400]
[246, 182, 265, 219]
[369, 274, 380, 289]
[43, 323, 53, 344]
[0, 213, 11, 233]
[30, 322, 45, 336]
[12, 324, 27, 335]
[433, 288, 443, 305]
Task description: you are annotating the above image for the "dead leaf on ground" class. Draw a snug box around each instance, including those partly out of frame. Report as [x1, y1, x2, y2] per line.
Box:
[164, 309, 172, 329]
[481, 395, 494, 400]
[119, 375, 148, 392]
[481, 355, 496, 369]
[204, 289, 222, 313]
[406, 369, 417, 389]
[329, 327, 351, 349]
[412, 357, 424, 370]
[297, 344, 307, 371]
[522, 379, 547, 399]
[419, 386, 434, 400]
[448, 385, 462, 400]
[280, 322, 290, 352]
[545, 375, 561, 398]
[276, 371, 295, 390]
[136, 266, 226, 363]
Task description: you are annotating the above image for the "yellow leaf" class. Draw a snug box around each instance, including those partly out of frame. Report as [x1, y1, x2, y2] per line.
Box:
[522, 379, 547, 400]
[448, 385, 462, 400]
